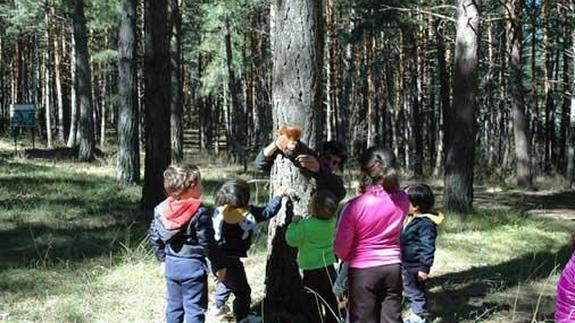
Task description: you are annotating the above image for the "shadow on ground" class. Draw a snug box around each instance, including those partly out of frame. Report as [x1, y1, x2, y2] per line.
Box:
[430, 244, 569, 322]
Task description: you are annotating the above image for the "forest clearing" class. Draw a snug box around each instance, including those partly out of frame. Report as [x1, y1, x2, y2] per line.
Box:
[2, 0, 575, 322]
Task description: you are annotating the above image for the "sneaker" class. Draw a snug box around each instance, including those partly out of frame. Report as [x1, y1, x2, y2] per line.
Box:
[237, 314, 262, 323]
[210, 304, 230, 317]
[404, 311, 426, 323]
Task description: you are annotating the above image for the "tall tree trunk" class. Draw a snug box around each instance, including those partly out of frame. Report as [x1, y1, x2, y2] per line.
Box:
[444, 0, 480, 212]
[507, 0, 533, 188]
[117, 0, 140, 185]
[568, 0, 575, 187]
[530, 1, 539, 157]
[366, 33, 375, 148]
[560, 6, 571, 172]
[52, 9, 65, 144]
[413, 23, 424, 177]
[433, 19, 448, 177]
[337, 2, 354, 147]
[325, 0, 337, 141]
[67, 24, 78, 148]
[73, 0, 95, 161]
[486, 17, 496, 168]
[264, 0, 321, 321]
[142, 0, 171, 209]
[44, 5, 53, 149]
[224, 17, 245, 166]
[542, 0, 554, 170]
[100, 30, 109, 149]
[169, 0, 183, 163]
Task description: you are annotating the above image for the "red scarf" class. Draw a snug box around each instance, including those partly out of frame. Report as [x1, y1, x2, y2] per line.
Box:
[160, 197, 202, 230]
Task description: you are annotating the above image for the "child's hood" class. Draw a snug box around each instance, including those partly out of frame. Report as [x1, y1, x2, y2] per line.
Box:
[157, 196, 202, 230]
[407, 211, 444, 226]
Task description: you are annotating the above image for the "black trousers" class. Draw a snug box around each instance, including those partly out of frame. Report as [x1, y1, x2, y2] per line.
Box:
[348, 263, 402, 323]
[303, 265, 340, 323]
[213, 257, 251, 321]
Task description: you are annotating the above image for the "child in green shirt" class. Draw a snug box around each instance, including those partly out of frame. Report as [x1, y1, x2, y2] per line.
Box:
[286, 190, 339, 323]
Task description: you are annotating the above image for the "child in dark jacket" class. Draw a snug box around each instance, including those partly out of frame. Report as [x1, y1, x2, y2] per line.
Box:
[400, 184, 444, 323]
[286, 190, 340, 323]
[149, 163, 227, 323]
[211, 179, 285, 322]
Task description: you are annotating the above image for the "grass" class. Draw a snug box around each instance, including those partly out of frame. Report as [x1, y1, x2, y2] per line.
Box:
[0, 141, 573, 322]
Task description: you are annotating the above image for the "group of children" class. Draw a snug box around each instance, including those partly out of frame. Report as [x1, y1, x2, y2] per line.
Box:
[149, 162, 443, 323]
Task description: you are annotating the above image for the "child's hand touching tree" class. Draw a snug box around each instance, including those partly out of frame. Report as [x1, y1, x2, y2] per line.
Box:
[417, 271, 429, 282]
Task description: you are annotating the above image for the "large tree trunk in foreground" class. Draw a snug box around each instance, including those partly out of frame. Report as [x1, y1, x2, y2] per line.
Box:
[264, 0, 322, 321]
[443, 0, 480, 212]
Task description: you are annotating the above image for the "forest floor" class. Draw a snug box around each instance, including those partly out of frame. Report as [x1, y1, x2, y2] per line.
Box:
[0, 140, 574, 322]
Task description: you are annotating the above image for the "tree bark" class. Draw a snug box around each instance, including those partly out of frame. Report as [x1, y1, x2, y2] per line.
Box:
[433, 19, 449, 178]
[542, 0, 554, 170]
[169, 0, 183, 163]
[325, 0, 337, 141]
[117, 0, 140, 185]
[142, 0, 171, 209]
[67, 23, 78, 148]
[264, 0, 322, 321]
[224, 17, 246, 166]
[52, 6, 65, 144]
[568, 0, 575, 187]
[73, 0, 95, 161]
[506, 0, 533, 188]
[559, 5, 571, 172]
[443, 0, 480, 212]
[44, 5, 53, 149]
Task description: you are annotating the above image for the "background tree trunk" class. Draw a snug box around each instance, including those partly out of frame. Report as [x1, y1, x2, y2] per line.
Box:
[568, 0, 575, 187]
[117, 0, 140, 185]
[169, 0, 183, 163]
[506, 0, 533, 188]
[224, 17, 245, 166]
[142, 0, 171, 209]
[44, 5, 53, 149]
[67, 23, 78, 148]
[73, 0, 95, 161]
[443, 0, 480, 212]
[52, 8, 65, 144]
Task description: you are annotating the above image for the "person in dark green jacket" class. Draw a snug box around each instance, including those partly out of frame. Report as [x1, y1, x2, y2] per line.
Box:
[286, 190, 340, 323]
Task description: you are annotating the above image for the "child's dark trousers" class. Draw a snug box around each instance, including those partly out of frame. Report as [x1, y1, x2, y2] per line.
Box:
[165, 256, 208, 323]
[402, 267, 429, 318]
[214, 257, 251, 321]
[303, 264, 339, 323]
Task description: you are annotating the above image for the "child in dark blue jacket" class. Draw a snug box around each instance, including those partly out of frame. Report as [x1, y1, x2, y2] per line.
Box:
[210, 179, 285, 322]
[149, 163, 227, 323]
[400, 184, 444, 323]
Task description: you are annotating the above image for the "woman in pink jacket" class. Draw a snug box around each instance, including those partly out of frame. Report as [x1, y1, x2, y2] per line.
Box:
[334, 147, 409, 323]
[556, 233, 575, 322]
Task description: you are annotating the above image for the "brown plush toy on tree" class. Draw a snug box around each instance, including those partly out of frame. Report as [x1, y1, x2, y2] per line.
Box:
[275, 126, 316, 171]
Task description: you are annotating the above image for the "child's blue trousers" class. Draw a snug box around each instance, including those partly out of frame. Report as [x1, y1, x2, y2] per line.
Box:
[402, 267, 429, 318]
[165, 256, 208, 323]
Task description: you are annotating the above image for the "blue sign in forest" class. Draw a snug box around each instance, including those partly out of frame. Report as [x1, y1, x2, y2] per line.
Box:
[10, 104, 36, 127]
